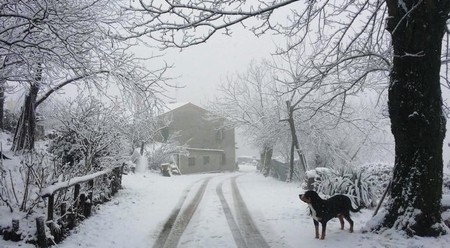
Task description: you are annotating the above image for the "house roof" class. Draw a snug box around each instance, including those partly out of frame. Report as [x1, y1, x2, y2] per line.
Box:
[165, 102, 190, 112]
[162, 102, 208, 115]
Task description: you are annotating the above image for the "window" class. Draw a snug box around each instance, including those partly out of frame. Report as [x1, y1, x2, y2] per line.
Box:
[188, 157, 195, 167]
[216, 128, 224, 143]
[203, 156, 210, 165]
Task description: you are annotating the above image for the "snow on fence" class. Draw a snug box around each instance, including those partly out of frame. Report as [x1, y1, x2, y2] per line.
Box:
[35, 165, 124, 248]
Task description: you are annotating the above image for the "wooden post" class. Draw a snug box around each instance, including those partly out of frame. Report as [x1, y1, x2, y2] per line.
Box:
[10, 218, 22, 241]
[74, 184, 80, 200]
[111, 168, 119, 196]
[119, 164, 124, 188]
[110, 179, 115, 196]
[60, 202, 67, 222]
[47, 195, 54, 221]
[88, 179, 94, 205]
[36, 216, 47, 248]
[84, 192, 93, 217]
[12, 218, 19, 232]
[79, 193, 86, 217]
[67, 207, 76, 230]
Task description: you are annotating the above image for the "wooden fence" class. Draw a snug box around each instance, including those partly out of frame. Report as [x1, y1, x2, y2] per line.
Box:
[35, 165, 124, 248]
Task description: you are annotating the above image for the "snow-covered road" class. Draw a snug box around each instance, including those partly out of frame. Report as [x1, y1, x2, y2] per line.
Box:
[12, 165, 448, 248]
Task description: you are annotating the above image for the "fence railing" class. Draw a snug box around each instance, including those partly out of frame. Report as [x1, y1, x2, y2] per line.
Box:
[35, 165, 124, 248]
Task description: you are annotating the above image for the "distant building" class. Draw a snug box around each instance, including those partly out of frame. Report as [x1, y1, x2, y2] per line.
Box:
[160, 102, 236, 174]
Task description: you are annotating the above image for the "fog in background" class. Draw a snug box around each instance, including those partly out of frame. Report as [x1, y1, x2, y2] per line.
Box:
[157, 27, 278, 158]
[141, 25, 450, 167]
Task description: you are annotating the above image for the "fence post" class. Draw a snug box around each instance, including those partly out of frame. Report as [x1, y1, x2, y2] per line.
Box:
[67, 207, 76, 230]
[47, 195, 54, 222]
[119, 164, 124, 188]
[79, 193, 86, 217]
[36, 216, 47, 248]
[74, 183, 80, 200]
[60, 202, 67, 222]
[12, 218, 19, 232]
[9, 218, 21, 241]
[85, 192, 93, 217]
[88, 179, 94, 204]
[111, 168, 118, 196]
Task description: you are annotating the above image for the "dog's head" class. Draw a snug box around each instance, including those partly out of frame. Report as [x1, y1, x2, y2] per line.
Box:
[299, 190, 320, 204]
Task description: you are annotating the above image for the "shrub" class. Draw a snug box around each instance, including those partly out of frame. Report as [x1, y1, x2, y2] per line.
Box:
[309, 166, 378, 208]
[47, 97, 128, 176]
[360, 163, 393, 199]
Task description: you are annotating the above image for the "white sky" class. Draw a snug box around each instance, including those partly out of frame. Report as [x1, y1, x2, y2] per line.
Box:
[161, 27, 277, 106]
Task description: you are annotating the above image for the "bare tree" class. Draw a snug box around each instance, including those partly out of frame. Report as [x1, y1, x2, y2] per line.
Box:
[121, 95, 171, 155]
[48, 96, 129, 175]
[271, 42, 390, 181]
[1, 0, 171, 151]
[130, 0, 450, 236]
[209, 61, 284, 176]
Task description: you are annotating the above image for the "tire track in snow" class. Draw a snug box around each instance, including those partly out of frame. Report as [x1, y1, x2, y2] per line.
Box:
[153, 177, 211, 248]
[231, 175, 270, 248]
[216, 179, 248, 248]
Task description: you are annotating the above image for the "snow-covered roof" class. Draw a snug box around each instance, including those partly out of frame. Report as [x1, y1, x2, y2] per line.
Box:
[163, 102, 191, 113]
[161, 102, 211, 116]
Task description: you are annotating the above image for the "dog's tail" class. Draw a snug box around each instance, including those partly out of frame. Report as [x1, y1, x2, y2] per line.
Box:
[350, 206, 362, 212]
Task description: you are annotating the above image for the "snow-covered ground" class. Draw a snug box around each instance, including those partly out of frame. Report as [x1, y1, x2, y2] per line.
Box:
[1, 165, 450, 248]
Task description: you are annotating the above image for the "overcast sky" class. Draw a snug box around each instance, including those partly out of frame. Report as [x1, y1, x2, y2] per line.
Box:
[162, 27, 277, 106]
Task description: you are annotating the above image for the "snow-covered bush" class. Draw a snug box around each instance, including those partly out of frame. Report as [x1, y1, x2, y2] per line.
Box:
[2, 109, 19, 133]
[360, 163, 393, 199]
[0, 148, 54, 214]
[145, 138, 187, 170]
[47, 97, 129, 177]
[310, 166, 378, 208]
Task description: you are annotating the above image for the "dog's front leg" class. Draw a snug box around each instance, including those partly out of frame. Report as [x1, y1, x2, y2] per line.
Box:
[313, 220, 319, 239]
[320, 221, 327, 240]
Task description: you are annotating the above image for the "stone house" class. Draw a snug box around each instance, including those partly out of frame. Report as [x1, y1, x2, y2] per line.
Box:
[160, 102, 236, 174]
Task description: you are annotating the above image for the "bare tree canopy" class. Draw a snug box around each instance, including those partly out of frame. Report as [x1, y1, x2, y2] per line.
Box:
[1, 0, 172, 151]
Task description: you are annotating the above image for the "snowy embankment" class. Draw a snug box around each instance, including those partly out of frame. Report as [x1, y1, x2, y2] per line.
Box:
[2, 165, 450, 248]
[237, 166, 450, 248]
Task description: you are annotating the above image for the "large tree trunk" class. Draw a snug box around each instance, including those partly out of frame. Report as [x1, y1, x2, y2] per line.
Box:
[378, 0, 450, 236]
[261, 144, 273, 177]
[12, 83, 40, 152]
[289, 140, 295, 182]
[12, 60, 42, 152]
[286, 101, 307, 182]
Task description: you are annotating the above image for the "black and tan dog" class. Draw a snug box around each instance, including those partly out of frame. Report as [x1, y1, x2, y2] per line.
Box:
[299, 190, 361, 240]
